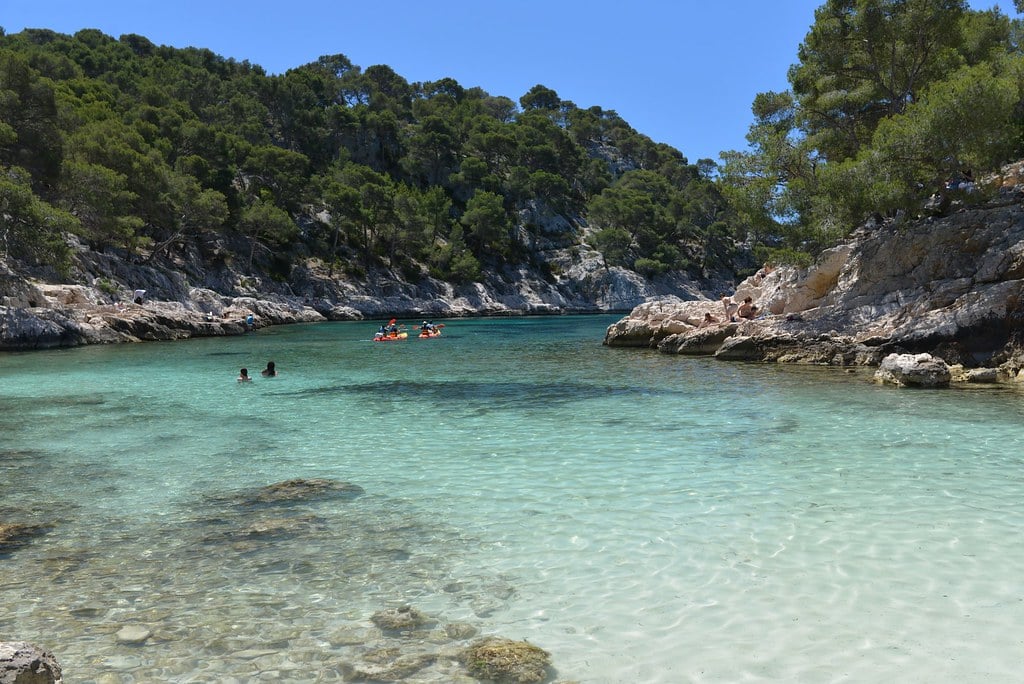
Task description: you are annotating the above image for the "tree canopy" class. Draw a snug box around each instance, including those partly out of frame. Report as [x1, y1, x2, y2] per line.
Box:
[720, 0, 1024, 265]
[0, 27, 739, 283]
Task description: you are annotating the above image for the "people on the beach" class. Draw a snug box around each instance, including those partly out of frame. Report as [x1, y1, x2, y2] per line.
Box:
[238, 368, 252, 383]
[261, 361, 276, 377]
[737, 296, 756, 319]
[698, 312, 719, 329]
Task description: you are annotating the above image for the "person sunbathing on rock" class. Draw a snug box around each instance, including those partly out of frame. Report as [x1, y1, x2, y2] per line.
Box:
[737, 297, 756, 319]
[697, 312, 719, 329]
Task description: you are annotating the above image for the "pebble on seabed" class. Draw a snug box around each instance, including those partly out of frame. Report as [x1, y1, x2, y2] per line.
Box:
[115, 625, 152, 644]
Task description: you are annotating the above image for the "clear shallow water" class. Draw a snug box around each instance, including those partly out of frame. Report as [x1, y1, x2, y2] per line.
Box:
[2, 315, 1024, 683]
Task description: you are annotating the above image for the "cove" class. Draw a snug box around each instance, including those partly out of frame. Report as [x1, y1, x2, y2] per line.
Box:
[2, 315, 1024, 682]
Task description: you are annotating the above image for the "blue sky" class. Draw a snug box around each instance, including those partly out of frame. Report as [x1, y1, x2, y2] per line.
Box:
[2, 1, 1013, 164]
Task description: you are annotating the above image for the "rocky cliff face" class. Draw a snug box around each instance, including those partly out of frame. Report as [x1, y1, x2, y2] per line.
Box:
[0, 230, 717, 350]
[605, 192, 1024, 377]
[9, 190, 1024, 360]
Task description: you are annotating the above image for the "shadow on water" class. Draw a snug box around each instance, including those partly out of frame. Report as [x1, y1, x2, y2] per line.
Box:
[273, 379, 688, 410]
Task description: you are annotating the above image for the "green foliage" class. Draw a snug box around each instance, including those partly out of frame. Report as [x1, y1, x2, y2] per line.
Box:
[461, 190, 510, 256]
[720, 1, 1024, 261]
[0, 25, 741, 285]
[0, 166, 74, 270]
[238, 198, 298, 270]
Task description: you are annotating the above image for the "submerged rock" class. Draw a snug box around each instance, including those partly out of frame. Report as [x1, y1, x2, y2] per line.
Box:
[0, 641, 63, 684]
[371, 605, 431, 632]
[253, 478, 365, 504]
[115, 625, 152, 645]
[459, 637, 552, 683]
[0, 522, 52, 553]
[348, 652, 437, 681]
[204, 478, 366, 511]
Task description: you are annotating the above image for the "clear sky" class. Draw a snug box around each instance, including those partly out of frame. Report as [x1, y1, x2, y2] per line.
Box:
[1, 1, 1012, 164]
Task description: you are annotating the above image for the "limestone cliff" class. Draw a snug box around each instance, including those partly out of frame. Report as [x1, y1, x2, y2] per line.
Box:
[605, 191, 1024, 376]
[0, 229, 717, 350]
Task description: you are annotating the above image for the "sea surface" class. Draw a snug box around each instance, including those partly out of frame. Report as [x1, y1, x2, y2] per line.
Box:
[2, 315, 1024, 683]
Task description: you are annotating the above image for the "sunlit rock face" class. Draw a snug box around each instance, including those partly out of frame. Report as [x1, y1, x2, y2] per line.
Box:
[606, 193, 1024, 377]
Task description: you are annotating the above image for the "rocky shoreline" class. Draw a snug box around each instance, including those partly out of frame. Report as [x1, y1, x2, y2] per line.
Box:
[604, 192, 1024, 384]
[6, 189, 1024, 380]
[0, 231, 722, 351]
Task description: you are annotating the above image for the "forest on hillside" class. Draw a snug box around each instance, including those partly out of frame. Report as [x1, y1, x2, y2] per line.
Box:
[0, 24, 735, 286]
[3, 0, 1024, 291]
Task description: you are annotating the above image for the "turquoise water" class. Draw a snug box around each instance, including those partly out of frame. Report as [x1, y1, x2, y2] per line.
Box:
[2, 315, 1024, 682]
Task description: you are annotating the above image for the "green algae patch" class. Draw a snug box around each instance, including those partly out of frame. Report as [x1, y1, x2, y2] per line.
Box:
[461, 637, 552, 683]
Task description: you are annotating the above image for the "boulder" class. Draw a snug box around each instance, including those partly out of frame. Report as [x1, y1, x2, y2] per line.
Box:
[371, 605, 430, 632]
[659, 323, 738, 355]
[714, 335, 763, 361]
[950, 365, 1001, 383]
[874, 353, 951, 387]
[459, 637, 552, 683]
[0, 641, 62, 684]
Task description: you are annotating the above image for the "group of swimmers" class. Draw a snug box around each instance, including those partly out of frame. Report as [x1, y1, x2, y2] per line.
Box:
[238, 361, 276, 383]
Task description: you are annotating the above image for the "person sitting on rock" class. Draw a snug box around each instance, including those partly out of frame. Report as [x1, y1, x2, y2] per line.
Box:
[737, 297, 756, 319]
[698, 312, 719, 329]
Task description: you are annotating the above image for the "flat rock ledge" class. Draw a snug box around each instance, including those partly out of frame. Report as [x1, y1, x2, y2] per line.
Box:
[0, 641, 63, 684]
[0, 289, 326, 351]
